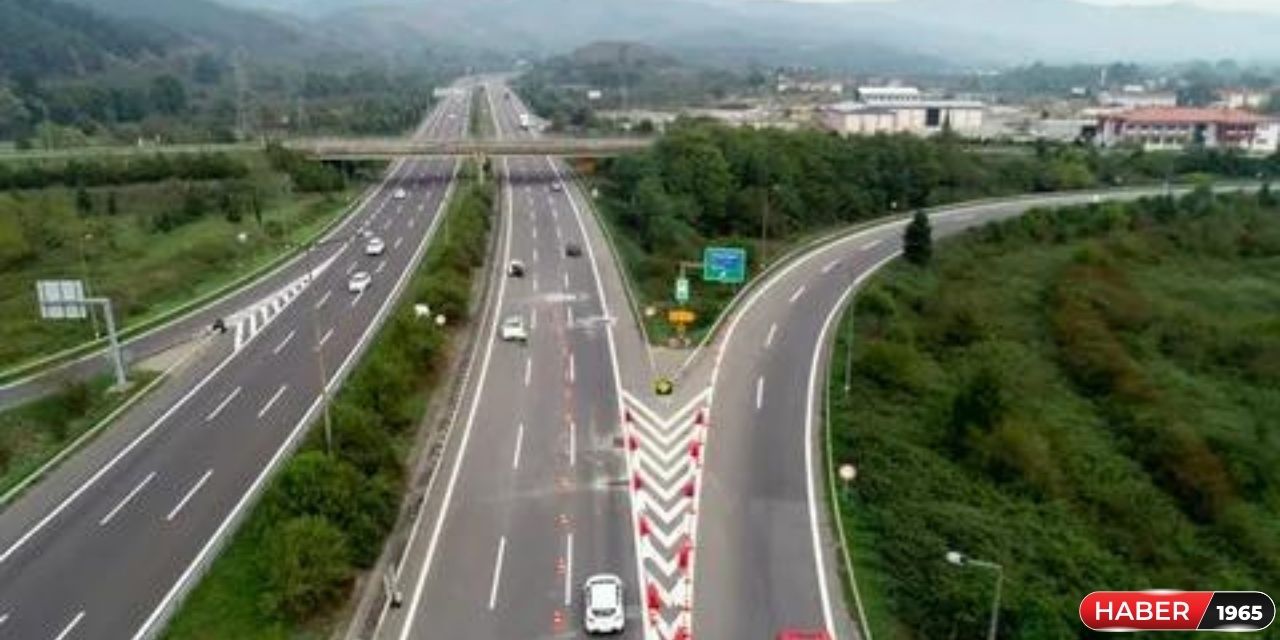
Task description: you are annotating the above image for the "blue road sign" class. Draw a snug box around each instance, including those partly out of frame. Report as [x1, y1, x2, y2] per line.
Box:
[702, 247, 747, 284]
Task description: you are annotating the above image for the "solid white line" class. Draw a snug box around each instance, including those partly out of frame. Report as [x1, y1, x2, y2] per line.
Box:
[568, 420, 576, 467]
[314, 290, 332, 310]
[272, 329, 295, 355]
[568, 353, 575, 383]
[98, 472, 155, 526]
[394, 237, 404, 250]
[317, 328, 334, 349]
[53, 611, 85, 640]
[488, 536, 507, 610]
[512, 424, 524, 470]
[165, 469, 212, 522]
[346, 260, 358, 275]
[257, 385, 288, 419]
[765, 323, 778, 349]
[861, 239, 884, 251]
[822, 260, 839, 274]
[524, 357, 532, 387]
[756, 376, 765, 410]
[375, 260, 387, 274]
[789, 285, 807, 303]
[564, 532, 574, 607]
[204, 387, 241, 423]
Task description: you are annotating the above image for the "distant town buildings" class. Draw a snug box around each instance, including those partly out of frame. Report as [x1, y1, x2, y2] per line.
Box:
[1097, 88, 1178, 109]
[817, 86, 984, 137]
[1216, 88, 1271, 111]
[1097, 107, 1280, 154]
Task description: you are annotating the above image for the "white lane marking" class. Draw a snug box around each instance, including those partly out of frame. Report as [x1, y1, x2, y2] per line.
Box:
[53, 611, 85, 640]
[566, 305, 574, 326]
[375, 260, 387, 274]
[314, 290, 332, 311]
[350, 290, 365, 308]
[953, 213, 975, 221]
[408, 216, 416, 229]
[822, 260, 839, 274]
[564, 532, 574, 607]
[98, 472, 156, 526]
[789, 285, 807, 303]
[204, 387, 241, 423]
[317, 328, 334, 349]
[765, 323, 778, 349]
[532, 275, 540, 293]
[383, 219, 393, 231]
[530, 309, 538, 331]
[165, 469, 213, 522]
[563, 272, 570, 290]
[532, 226, 538, 240]
[568, 353, 575, 383]
[394, 237, 404, 250]
[756, 376, 765, 410]
[532, 247, 539, 263]
[555, 226, 563, 241]
[861, 239, 884, 251]
[512, 424, 524, 470]
[0, 612, 7, 627]
[568, 420, 576, 467]
[524, 357, 532, 387]
[345, 261, 358, 275]
[272, 329, 295, 355]
[488, 536, 507, 610]
[257, 385, 288, 419]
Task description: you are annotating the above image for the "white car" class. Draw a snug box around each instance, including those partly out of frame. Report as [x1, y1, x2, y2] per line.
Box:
[550, 182, 563, 192]
[393, 188, 408, 200]
[500, 314, 528, 342]
[582, 574, 625, 634]
[365, 237, 386, 256]
[348, 271, 372, 294]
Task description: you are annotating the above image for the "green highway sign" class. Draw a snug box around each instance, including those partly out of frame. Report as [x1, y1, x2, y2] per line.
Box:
[675, 276, 690, 304]
[702, 247, 747, 284]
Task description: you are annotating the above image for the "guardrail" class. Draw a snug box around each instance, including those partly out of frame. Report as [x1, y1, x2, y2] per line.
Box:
[285, 136, 655, 159]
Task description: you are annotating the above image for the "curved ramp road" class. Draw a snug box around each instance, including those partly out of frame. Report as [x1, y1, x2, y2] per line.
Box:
[0, 84, 474, 640]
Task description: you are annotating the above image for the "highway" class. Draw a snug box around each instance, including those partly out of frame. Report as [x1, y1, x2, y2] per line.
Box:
[382, 82, 647, 640]
[0, 82, 473, 639]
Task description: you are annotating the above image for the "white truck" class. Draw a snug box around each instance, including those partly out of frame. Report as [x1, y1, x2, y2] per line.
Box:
[518, 113, 532, 130]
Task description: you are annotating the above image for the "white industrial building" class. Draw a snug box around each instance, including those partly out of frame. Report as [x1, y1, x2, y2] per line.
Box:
[818, 98, 984, 138]
[1097, 107, 1280, 154]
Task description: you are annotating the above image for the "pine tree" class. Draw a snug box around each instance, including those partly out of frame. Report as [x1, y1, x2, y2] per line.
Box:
[904, 209, 933, 266]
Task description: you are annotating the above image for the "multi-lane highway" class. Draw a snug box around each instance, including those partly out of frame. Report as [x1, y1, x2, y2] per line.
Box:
[0, 82, 474, 640]
[383, 81, 644, 640]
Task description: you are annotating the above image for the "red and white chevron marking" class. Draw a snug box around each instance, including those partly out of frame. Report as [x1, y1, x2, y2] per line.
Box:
[622, 390, 711, 640]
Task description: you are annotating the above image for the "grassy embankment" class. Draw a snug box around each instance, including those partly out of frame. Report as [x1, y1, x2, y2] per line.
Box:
[0, 152, 367, 372]
[164, 166, 495, 640]
[828, 187, 1280, 637]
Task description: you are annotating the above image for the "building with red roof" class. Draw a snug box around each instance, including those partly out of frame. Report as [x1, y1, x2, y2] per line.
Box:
[1097, 107, 1279, 154]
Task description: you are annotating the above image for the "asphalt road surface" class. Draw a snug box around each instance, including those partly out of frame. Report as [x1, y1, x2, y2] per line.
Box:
[0, 83, 473, 640]
[384, 82, 642, 640]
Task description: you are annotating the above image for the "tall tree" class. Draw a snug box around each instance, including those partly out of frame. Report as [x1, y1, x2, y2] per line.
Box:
[149, 75, 187, 115]
[903, 209, 933, 266]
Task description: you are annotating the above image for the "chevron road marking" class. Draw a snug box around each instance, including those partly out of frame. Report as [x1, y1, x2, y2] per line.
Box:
[228, 254, 337, 352]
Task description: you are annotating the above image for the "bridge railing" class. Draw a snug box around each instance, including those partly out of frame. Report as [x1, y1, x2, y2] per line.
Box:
[282, 136, 656, 158]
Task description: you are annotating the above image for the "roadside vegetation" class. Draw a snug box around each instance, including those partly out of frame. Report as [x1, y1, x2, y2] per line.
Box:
[592, 120, 1280, 343]
[0, 150, 375, 371]
[829, 187, 1280, 637]
[165, 167, 495, 639]
[0, 372, 157, 499]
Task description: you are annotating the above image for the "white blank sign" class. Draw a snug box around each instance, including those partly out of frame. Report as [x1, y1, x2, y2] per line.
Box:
[36, 279, 87, 320]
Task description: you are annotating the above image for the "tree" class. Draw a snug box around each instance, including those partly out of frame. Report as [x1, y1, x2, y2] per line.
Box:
[75, 186, 93, 217]
[259, 516, 352, 621]
[106, 191, 118, 216]
[903, 209, 933, 266]
[150, 75, 187, 115]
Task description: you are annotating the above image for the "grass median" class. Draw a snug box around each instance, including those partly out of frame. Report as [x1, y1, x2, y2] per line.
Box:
[164, 166, 495, 640]
[827, 187, 1280, 637]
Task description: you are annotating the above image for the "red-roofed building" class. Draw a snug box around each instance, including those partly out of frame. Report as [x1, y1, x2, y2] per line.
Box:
[1097, 107, 1279, 154]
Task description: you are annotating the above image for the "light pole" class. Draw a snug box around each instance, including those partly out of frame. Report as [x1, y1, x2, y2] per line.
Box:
[946, 550, 1003, 640]
[78, 232, 101, 340]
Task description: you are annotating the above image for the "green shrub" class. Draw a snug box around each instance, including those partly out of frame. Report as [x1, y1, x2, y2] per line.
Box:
[259, 516, 353, 622]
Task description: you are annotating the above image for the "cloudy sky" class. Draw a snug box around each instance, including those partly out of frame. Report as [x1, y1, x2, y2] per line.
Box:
[780, 0, 1280, 13]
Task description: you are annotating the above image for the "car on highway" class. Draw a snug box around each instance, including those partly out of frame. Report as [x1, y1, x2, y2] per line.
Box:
[393, 188, 407, 200]
[565, 242, 583, 258]
[500, 314, 528, 342]
[365, 237, 386, 256]
[348, 271, 372, 294]
[507, 260, 526, 277]
[582, 574, 625, 634]
[550, 181, 563, 192]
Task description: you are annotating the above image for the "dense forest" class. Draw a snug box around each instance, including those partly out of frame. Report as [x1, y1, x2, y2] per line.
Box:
[0, 0, 171, 78]
[832, 188, 1280, 637]
[594, 120, 1280, 337]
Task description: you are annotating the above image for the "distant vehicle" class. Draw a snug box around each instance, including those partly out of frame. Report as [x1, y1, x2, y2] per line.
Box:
[504, 91, 512, 100]
[565, 242, 583, 258]
[550, 181, 563, 192]
[507, 260, 526, 277]
[393, 188, 408, 200]
[365, 237, 385, 256]
[775, 631, 832, 640]
[582, 574, 624, 634]
[518, 113, 532, 130]
[500, 314, 528, 342]
[348, 271, 372, 294]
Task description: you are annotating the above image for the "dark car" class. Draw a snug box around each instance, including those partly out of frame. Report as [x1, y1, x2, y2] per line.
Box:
[565, 242, 583, 257]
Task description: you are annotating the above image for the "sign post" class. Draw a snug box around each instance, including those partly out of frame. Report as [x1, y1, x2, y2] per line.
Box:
[674, 276, 690, 305]
[36, 279, 127, 388]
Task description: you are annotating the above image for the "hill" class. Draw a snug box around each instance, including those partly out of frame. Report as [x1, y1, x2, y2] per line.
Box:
[0, 0, 171, 78]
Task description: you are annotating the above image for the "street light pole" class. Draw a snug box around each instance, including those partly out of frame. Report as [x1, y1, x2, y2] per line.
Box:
[946, 550, 1003, 640]
[302, 241, 334, 456]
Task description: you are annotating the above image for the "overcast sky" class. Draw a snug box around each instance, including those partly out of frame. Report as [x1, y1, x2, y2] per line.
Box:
[780, 0, 1280, 13]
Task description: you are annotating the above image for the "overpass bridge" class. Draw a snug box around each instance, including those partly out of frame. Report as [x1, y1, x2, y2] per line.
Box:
[282, 136, 655, 160]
